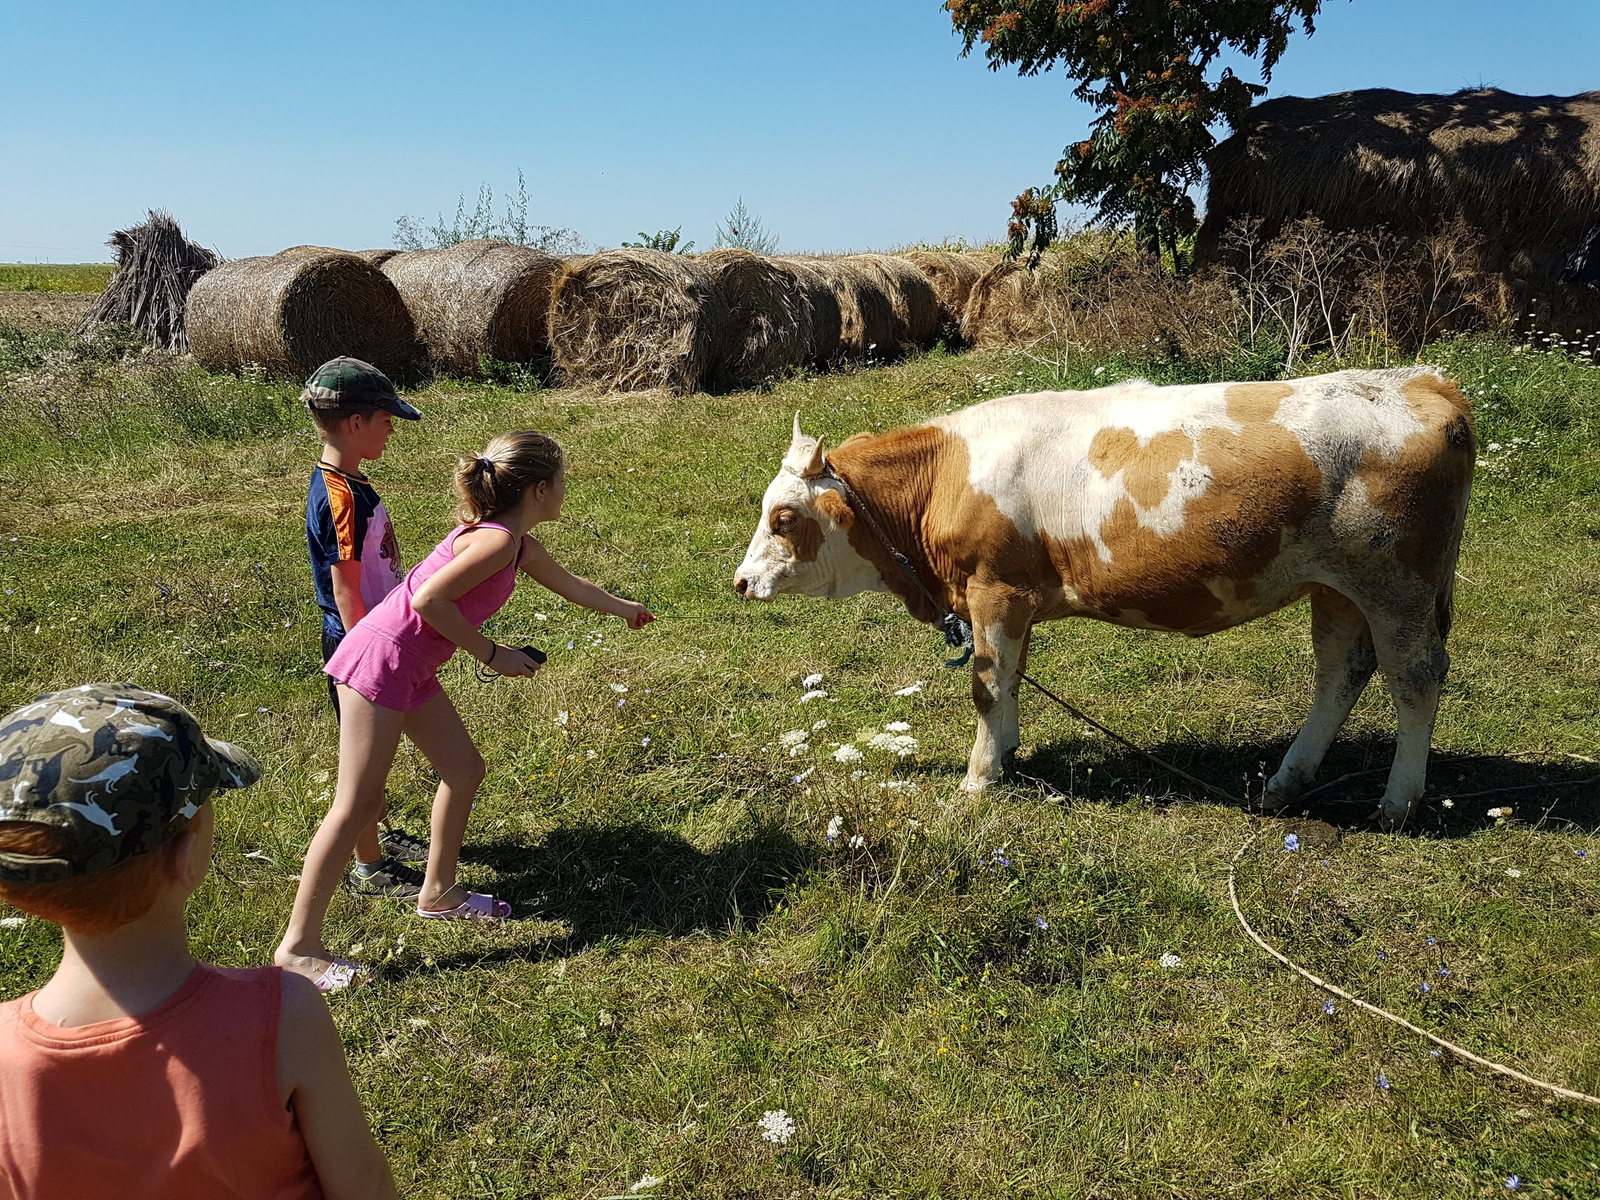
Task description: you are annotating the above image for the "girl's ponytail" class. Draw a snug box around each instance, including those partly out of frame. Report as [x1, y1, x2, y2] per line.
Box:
[454, 431, 564, 523]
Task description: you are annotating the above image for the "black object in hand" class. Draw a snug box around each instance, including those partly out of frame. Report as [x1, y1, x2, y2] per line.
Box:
[519, 645, 548, 664]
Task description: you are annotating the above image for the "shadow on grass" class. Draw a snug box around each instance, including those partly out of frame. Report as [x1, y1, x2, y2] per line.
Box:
[414, 820, 814, 974]
[1019, 732, 1600, 836]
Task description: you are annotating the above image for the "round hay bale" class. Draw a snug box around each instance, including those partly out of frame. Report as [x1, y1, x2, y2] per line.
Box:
[961, 259, 1045, 349]
[699, 249, 812, 388]
[547, 249, 729, 393]
[847, 254, 940, 350]
[187, 253, 417, 379]
[381, 240, 561, 375]
[778, 258, 842, 364]
[276, 245, 348, 259]
[901, 251, 993, 335]
[784, 257, 894, 359]
[354, 248, 401, 267]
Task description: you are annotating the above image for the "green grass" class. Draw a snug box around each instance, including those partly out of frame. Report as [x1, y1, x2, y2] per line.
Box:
[0, 263, 114, 293]
[1, 330, 1598, 1197]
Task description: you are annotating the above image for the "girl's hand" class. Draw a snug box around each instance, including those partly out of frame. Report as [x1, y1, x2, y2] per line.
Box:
[619, 602, 655, 630]
[488, 644, 543, 677]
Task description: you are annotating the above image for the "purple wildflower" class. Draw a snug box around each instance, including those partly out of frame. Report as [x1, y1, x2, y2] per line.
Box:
[1420, 982, 1431, 994]
[1377, 1074, 1391, 1090]
[1506, 1177, 1521, 1191]
[1321, 1000, 1336, 1016]
[1284, 834, 1301, 852]
[1426, 937, 1436, 946]
[1035, 917, 1049, 931]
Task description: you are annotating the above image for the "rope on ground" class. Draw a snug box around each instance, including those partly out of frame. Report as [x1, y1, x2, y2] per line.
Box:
[1228, 827, 1600, 1106]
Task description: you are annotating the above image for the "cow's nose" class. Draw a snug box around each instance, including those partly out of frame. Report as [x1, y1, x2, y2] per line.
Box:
[734, 574, 749, 596]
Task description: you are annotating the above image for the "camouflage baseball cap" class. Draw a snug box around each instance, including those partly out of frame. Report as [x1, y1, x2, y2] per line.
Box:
[301, 356, 421, 420]
[0, 684, 261, 883]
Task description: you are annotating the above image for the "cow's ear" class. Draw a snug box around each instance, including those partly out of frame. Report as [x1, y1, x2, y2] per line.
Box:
[816, 486, 853, 529]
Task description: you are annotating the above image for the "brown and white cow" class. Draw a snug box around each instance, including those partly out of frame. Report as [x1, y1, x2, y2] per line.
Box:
[734, 367, 1475, 828]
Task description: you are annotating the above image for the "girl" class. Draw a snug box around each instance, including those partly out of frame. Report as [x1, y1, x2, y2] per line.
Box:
[275, 431, 653, 990]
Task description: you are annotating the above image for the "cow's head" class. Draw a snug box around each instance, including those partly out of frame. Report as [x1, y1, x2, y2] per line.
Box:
[733, 415, 884, 601]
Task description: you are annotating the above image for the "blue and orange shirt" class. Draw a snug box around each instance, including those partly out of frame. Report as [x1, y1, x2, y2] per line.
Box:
[306, 462, 403, 637]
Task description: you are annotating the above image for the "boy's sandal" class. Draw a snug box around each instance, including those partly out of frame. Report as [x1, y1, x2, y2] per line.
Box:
[416, 891, 510, 921]
[312, 957, 367, 994]
[379, 826, 430, 863]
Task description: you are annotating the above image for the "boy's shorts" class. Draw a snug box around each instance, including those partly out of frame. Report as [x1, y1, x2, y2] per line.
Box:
[322, 628, 344, 720]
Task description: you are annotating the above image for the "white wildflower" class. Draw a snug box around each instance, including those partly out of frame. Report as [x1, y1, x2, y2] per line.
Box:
[791, 767, 815, 783]
[1159, 953, 1182, 970]
[1441, 798, 1453, 808]
[802, 673, 824, 688]
[867, 732, 918, 757]
[850, 769, 868, 780]
[811, 719, 829, 731]
[787, 743, 808, 757]
[758, 1109, 797, 1145]
[534, 612, 549, 622]
[833, 744, 864, 763]
[848, 834, 866, 849]
[892, 682, 924, 696]
[778, 730, 809, 748]
[883, 721, 911, 732]
[1487, 442, 1502, 452]
[1488, 806, 1512, 819]
[553, 711, 569, 727]
[878, 780, 918, 792]
[799, 690, 828, 704]
[629, 1174, 664, 1193]
[585, 749, 598, 760]
[610, 683, 629, 694]
[0, 916, 24, 929]
[826, 815, 844, 842]
[1505, 867, 1522, 878]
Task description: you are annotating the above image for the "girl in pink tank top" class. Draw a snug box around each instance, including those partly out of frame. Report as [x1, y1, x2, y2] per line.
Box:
[276, 432, 655, 991]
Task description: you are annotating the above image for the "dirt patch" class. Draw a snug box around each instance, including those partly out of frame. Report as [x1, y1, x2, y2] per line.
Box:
[0, 292, 94, 330]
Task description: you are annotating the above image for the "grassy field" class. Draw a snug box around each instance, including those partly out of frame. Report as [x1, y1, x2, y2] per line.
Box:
[0, 262, 114, 293]
[1, 323, 1598, 1198]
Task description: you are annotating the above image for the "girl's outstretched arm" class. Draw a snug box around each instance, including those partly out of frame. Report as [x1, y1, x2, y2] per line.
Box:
[519, 536, 655, 628]
[412, 526, 541, 671]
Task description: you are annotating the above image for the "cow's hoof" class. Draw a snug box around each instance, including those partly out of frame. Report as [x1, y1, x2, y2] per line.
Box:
[1376, 804, 1412, 832]
[1261, 789, 1294, 813]
[959, 774, 995, 794]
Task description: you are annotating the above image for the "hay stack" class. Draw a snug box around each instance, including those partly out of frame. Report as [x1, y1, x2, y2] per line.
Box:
[781, 257, 894, 359]
[778, 258, 843, 364]
[848, 254, 940, 349]
[187, 252, 416, 378]
[901, 251, 993, 335]
[75, 210, 219, 352]
[381, 240, 561, 374]
[276, 245, 345, 259]
[547, 249, 729, 392]
[961, 259, 1046, 349]
[699, 249, 812, 387]
[1200, 87, 1600, 331]
[354, 249, 400, 267]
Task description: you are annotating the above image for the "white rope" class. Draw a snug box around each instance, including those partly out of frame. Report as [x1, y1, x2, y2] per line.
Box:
[1228, 827, 1600, 1105]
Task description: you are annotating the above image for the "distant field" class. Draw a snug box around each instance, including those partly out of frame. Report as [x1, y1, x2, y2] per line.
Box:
[0, 262, 113, 293]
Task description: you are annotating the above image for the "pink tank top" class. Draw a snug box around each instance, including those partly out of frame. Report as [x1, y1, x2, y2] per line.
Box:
[359, 521, 526, 669]
[0, 965, 324, 1200]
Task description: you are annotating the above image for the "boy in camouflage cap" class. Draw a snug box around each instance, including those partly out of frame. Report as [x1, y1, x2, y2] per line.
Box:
[0, 684, 397, 1199]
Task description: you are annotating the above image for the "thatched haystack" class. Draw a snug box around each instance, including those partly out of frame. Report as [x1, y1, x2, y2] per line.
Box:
[355, 249, 400, 267]
[1200, 87, 1600, 331]
[546, 249, 729, 392]
[781, 258, 894, 359]
[847, 255, 940, 350]
[187, 252, 416, 378]
[276, 245, 345, 259]
[901, 251, 993, 335]
[698, 249, 812, 387]
[961, 259, 1044, 349]
[381, 240, 561, 375]
[780, 259, 843, 365]
[74, 210, 219, 352]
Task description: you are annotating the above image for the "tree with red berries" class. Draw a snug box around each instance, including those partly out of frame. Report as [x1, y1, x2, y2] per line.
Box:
[948, 0, 1325, 267]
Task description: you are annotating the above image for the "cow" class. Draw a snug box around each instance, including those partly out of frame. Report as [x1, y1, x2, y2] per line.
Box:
[733, 367, 1475, 829]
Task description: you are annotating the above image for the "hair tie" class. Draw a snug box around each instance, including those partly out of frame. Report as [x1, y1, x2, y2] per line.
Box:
[478, 456, 495, 472]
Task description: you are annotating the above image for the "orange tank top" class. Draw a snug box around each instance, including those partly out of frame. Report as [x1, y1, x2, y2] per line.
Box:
[0, 964, 324, 1200]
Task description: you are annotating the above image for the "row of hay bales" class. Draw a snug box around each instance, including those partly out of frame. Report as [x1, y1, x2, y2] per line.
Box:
[186, 240, 1007, 391]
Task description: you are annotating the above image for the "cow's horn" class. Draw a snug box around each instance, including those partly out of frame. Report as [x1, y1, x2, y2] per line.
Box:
[792, 411, 804, 445]
[803, 435, 827, 478]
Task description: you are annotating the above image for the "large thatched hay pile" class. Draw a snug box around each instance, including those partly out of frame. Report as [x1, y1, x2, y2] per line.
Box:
[848, 254, 940, 349]
[1200, 88, 1600, 331]
[75, 210, 219, 352]
[187, 252, 416, 378]
[547, 249, 729, 392]
[782, 258, 894, 359]
[355, 249, 400, 267]
[777, 258, 843, 364]
[698, 249, 811, 387]
[901, 251, 993, 336]
[961, 259, 1043, 349]
[381, 240, 561, 375]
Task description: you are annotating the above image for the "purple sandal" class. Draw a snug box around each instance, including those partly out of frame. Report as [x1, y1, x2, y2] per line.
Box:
[416, 890, 510, 921]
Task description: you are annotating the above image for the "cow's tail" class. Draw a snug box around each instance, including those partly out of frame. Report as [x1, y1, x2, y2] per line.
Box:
[1436, 485, 1468, 643]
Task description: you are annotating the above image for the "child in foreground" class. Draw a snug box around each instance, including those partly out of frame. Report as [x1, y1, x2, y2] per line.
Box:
[0, 684, 396, 1200]
[275, 431, 654, 990]
[303, 356, 431, 900]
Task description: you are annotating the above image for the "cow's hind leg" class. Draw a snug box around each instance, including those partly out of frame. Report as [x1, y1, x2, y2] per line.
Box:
[1266, 585, 1376, 809]
[961, 591, 1031, 792]
[1369, 604, 1450, 831]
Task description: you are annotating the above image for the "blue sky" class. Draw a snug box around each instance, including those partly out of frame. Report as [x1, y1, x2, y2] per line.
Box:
[3, 0, 1596, 261]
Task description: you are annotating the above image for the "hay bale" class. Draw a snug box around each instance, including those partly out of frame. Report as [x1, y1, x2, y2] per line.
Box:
[187, 253, 416, 378]
[961, 259, 1046, 349]
[546, 249, 729, 392]
[381, 240, 561, 375]
[782, 257, 894, 359]
[848, 254, 941, 349]
[74, 210, 219, 352]
[276, 245, 346, 259]
[354, 249, 400, 267]
[698, 249, 812, 387]
[901, 251, 993, 334]
[778, 259, 843, 364]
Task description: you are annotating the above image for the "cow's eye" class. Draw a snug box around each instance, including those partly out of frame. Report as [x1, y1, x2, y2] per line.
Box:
[771, 508, 795, 532]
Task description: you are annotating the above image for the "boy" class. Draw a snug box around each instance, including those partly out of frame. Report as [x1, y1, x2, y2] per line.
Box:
[0, 683, 398, 1199]
[304, 356, 430, 899]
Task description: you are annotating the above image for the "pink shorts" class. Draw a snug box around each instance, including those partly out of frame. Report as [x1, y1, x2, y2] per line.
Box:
[324, 628, 445, 713]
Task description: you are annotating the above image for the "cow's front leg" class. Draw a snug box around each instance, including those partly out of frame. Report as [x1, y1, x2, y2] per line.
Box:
[961, 589, 1033, 792]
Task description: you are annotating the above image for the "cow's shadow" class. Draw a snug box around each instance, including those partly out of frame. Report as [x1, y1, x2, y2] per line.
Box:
[406, 821, 812, 975]
[1017, 732, 1600, 837]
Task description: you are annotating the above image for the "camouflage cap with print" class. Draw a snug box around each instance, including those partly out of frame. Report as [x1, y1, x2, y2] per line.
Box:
[300, 356, 421, 421]
[0, 683, 262, 883]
